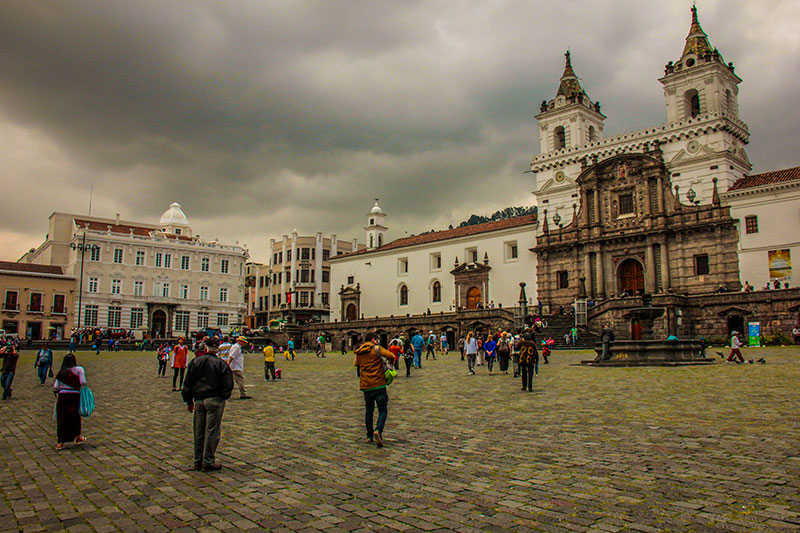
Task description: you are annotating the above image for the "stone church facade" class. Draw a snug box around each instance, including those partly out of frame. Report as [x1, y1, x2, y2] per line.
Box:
[534, 151, 741, 308]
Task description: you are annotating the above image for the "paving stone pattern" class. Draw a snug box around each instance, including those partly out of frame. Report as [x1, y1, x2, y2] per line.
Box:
[1, 347, 799, 532]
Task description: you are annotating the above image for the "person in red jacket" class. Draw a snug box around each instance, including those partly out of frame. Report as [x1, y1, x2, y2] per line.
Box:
[172, 337, 189, 391]
[354, 333, 395, 448]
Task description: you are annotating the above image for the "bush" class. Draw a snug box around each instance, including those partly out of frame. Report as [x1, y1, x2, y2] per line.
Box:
[763, 332, 792, 346]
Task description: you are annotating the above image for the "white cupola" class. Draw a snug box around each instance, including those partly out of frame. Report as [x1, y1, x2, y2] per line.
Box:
[364, 199, 387, 250]
[159, 202, 192, 237]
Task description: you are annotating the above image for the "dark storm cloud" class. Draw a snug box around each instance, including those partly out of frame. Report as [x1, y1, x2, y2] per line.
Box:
[0, 0, 797, 261]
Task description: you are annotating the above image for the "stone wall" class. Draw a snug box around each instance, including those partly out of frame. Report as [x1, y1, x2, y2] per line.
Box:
[586, 289, 800, 341]
[299, 308, 517, 349]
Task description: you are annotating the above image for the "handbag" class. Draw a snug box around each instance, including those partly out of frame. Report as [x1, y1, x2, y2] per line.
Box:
[79, 386, 95, 417]
[376, 345, 397, 386]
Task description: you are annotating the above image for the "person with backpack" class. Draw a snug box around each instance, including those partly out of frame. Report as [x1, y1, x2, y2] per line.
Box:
[496, 333, 511, 374]
[34, 342, 54, 385]
[518, 333, 538, 392]
[457, 336, 466, 361]
[426, 332, 436, 360]
[354, 332, 396, 448]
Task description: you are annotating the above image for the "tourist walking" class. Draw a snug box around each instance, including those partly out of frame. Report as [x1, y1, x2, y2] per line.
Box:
[1, 343, 19, 400]
[570, 326, 579, 345]
[542, 338, 553, 364]
[53, 353, 88, 450]
[354, 332, 394, 448]
[497, 333, 511, 374]
[401, 338, 413, 377]
[426, 332, 436, 360]
[228, 336, 251, 399]
[157, 344, 168, 376]
[519, 333, 538, 392]
[484, 335, 497, 374]
[35, 342, 54, 385]
[263, 340, 276, 381]
[411, 331, 424, 368]
[341, 336, 347, 354]
[476, 337, 485, 366]
[465, 332, 478, 375]
[512, 333, 521, 377]
[218, 336, 232, 363]
[440, 333, 448, 355]
[457, 336, 465, 361]
[287, 338, 296, 360]
[181, 336, 233, 471]
[727, 331, 745, 363]
[316, 334, 327, 358]
[388, 337, 403, 372]
[172, 337, 189, 391]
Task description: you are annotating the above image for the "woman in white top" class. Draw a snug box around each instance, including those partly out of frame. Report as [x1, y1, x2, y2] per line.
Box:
[53, 353, 87, 450]
[465, 332, 479, 375]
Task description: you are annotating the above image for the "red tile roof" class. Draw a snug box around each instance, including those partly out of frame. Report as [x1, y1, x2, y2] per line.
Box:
[0, 261, 64, 275]
[729, 166, 800, 191]
[333, 214, 538, 259]
[73, 219, 194, 241]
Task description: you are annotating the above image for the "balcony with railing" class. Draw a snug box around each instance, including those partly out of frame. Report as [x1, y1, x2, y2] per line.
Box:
[51, 306, 67, 315]
[27, 304, 44, 313]
[2, 302, 19, 312]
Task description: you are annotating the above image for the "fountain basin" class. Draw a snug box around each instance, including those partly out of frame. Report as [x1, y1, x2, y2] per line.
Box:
[582, 340, 715, 366]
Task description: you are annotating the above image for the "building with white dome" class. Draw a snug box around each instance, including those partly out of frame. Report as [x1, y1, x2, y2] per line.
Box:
[22, 204, 247, 337]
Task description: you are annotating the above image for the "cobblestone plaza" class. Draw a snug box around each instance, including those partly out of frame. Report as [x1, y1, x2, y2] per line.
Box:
[1, 348, 799, 532]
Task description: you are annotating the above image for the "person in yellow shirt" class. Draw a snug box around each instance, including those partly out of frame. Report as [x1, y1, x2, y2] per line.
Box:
[263, 340, 276, 382]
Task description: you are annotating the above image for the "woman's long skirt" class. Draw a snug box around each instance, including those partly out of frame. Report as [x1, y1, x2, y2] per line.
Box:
[56, 393, 81, 443]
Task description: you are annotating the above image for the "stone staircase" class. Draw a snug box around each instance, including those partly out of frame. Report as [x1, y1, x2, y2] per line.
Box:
[533, 315, 599, 350]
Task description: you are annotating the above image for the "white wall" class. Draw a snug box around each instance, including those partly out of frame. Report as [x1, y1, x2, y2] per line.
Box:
[724, 184, 800, 288]
[330, 225, 538, 319]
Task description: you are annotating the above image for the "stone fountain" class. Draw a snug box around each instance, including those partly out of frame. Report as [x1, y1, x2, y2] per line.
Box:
[583, 294, 714, 366]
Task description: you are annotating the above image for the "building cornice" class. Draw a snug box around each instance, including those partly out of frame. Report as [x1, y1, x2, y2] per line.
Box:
[530, 113, 749, 172]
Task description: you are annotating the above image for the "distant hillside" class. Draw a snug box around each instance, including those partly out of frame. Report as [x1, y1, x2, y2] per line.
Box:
[456, 206, 537, 228]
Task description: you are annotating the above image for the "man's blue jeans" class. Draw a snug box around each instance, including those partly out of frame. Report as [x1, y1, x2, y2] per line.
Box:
[363, 387, 388, 438]
[1, 372, 15, 399]
[37, 364, 51, 384]
[414, 348, 422, 367]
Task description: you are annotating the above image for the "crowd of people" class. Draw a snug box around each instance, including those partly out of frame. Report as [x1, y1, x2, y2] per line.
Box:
[5, 317, 784, 472]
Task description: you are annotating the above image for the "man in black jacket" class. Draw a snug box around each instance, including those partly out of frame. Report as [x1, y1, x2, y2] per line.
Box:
[182, 336, 234, 472]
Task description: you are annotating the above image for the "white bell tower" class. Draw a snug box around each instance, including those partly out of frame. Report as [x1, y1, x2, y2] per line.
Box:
[660, 5, 742, 123]
[364, 199, 387, 250]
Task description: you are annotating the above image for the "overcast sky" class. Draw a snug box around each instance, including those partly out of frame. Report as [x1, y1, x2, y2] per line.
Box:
[1, 0, 798, 263]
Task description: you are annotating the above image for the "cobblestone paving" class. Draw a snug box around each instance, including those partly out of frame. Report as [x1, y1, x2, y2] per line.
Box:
[1, 347, 799, 532]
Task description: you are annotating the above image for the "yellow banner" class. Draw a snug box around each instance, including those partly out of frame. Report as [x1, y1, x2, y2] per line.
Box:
[768, 249, 792, 279]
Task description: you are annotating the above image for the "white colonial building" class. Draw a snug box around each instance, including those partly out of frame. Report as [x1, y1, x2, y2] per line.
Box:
[330, 201, 538, 320]
[22, 203, 248, 337]
[722, 167, 800, 288]
[532, 6, 750, 231]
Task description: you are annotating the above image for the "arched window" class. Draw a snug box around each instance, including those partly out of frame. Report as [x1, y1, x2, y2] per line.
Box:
[554, 126, 566, 150]
[399, 285, 408, 306]
[432, 281, 441, 303]
[587, 125, 597, 142]
[378, 234, 383, 247]
[685, 89, 700, 118]
[369, 235, 374, 248]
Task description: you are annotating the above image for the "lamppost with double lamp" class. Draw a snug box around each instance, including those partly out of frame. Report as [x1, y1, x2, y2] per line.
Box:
[70, 231, 100, 330]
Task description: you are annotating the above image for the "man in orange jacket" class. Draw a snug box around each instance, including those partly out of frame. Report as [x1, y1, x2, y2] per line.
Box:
[354, 332, 394, 448]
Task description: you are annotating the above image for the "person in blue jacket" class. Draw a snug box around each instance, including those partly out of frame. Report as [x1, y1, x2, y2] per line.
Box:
[411, 331, 425, 368]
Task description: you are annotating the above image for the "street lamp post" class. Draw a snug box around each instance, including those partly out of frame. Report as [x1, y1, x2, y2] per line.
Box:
[70, 231, 100, 330]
